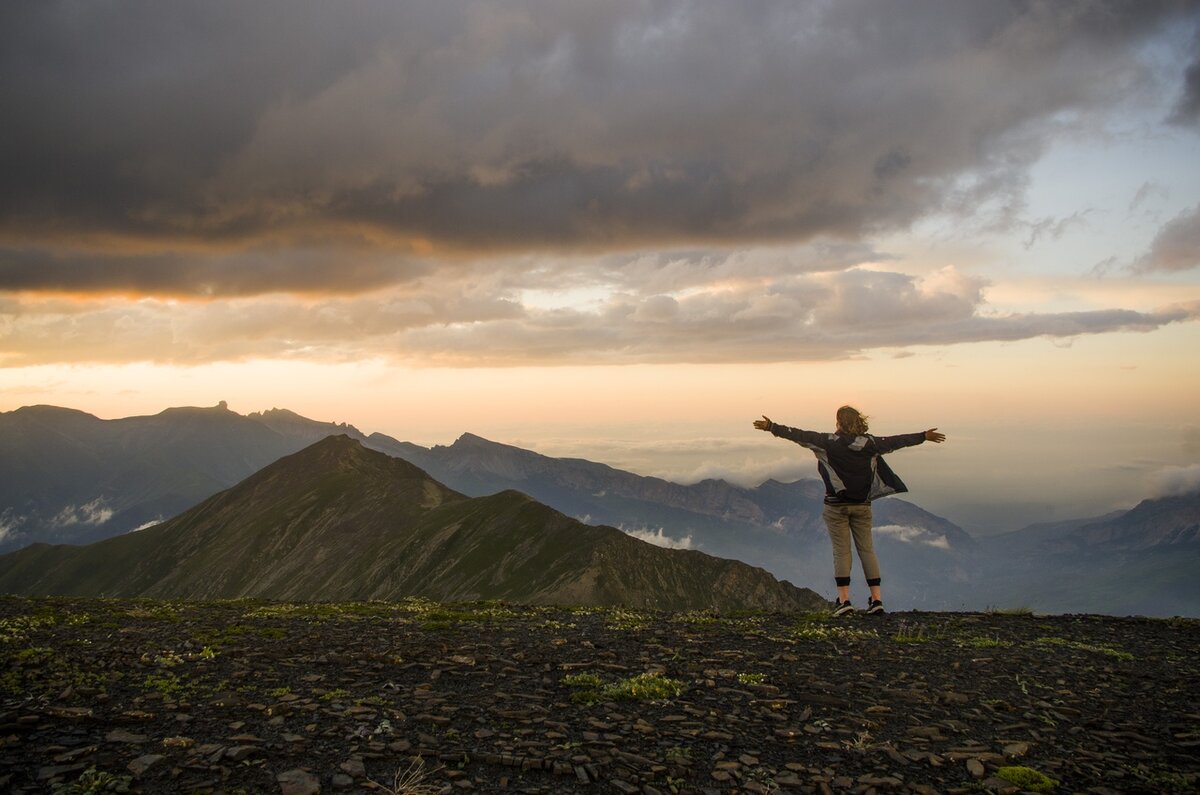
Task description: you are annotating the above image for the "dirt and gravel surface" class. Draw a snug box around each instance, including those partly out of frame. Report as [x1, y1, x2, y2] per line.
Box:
[1, 596, 1196, 794]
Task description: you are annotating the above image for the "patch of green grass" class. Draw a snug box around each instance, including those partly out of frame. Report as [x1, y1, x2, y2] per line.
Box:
[996, 765, 1058, 792]
[51, 766, 134, 793]
[892, 623, 931, 644]
[267, 687, 292, 698]
[790, 623, 877, 641]
[987, 606, 1034, 616]
[0, 670, 22, 695]
[956, 634, 1012, 649]
[143, 672, 186, 699]
[410, 601, 521, 630]
[1125, 764, 1197, 793]
[533, 618, 577, 632]
[604, 608, 653, 631]
[1035, 636, 1134, 661]
[562, 672, 604, 688]
[320, 687, 351, 701]
[0, 613, 58, 643]
[564, 671, 685, 704]
[193, 623, 282, 646]
[13, 645, 55, 663]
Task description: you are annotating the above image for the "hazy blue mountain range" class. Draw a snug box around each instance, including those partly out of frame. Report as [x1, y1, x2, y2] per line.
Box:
[1, 403, 1196, 615]
[0, 436, 825, 612]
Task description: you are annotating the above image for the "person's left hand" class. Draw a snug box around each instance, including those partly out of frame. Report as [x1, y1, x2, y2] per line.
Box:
[753, 415, 772, 431]
[925, 428, 946, 443]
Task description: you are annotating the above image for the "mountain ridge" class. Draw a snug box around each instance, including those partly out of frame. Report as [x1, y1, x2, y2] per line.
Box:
[0, 435, 823, 612]
[3, 402, 1197, 615]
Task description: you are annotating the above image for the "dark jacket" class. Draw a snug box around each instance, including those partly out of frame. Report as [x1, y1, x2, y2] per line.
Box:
[768, 422, 926, 504]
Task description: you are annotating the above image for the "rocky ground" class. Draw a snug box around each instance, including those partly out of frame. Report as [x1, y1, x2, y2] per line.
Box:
[0, 596, 1196, 794]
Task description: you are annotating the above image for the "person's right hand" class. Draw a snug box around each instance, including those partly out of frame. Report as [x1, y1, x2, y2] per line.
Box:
[753, 415, 772, 431]
[925, 428, 946, 443]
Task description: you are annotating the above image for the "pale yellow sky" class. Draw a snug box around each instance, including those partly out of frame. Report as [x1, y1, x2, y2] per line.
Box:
[3, 321, 1197, 533]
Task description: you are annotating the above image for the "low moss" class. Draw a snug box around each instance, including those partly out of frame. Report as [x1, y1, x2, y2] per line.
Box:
[996, 765, 1058, 792]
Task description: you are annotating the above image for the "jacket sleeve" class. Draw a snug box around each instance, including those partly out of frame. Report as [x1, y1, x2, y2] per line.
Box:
[768, 422, 829, 449]
[869, 431, 927, 454]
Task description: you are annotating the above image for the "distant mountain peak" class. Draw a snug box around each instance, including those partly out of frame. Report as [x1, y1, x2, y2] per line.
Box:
[453, 432, 498, 446]
[156, 402, 235, 417]
[5, 405, 99, 419]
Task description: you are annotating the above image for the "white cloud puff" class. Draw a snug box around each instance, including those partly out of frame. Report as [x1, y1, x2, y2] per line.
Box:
[52, 498, 114, 528]
[1147, 464, 1200, 498]
[621, 526, 695, 550]
[874, 524, 951, 550]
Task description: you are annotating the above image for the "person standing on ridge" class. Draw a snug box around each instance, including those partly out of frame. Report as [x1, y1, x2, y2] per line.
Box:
[753, 406, 945, 616]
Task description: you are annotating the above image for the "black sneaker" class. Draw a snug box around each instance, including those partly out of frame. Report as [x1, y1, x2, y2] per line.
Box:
[832, 599, 854, 617]
[866, 598, 885, 615]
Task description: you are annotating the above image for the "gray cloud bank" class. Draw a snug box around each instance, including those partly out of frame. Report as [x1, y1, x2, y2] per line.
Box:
[2, 1, 1197, 290]
[4, 266, 1196, 366]
[1136, 204, 1200, 272]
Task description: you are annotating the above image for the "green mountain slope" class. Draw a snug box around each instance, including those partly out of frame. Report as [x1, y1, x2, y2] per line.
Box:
[0, 436, 823, 612]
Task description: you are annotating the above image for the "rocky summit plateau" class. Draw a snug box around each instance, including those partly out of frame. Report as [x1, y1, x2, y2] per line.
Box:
[1, 596, 1196, 794]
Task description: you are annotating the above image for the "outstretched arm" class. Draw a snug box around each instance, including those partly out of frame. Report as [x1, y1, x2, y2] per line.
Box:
[872, 427, 946, 453]
[754, 415, 826, 447]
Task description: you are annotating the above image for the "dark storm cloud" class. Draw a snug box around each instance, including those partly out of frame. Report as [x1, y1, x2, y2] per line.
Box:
[1170, 54, 1200, 127]
[2, 0, 1196, 299]
[1136, 204, 1200, 272]
[0, 247, 429, 297]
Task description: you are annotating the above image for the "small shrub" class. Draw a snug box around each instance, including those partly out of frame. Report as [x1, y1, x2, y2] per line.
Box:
[736, 672, 767, 685]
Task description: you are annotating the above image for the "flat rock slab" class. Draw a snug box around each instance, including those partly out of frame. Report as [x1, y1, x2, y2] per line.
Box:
[1, 596, 1197, 794]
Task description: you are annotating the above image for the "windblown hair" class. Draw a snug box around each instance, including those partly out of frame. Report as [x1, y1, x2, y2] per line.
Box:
[836, 405, 869, 436]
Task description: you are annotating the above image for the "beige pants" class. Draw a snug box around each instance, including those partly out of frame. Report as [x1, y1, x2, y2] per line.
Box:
[822, 502, 881, 583]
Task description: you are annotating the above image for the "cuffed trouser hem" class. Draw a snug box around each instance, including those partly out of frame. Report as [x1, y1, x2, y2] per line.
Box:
[835, 576, 851, 587]
[823, 502, 882, 583]
[866, 577, 881, 587]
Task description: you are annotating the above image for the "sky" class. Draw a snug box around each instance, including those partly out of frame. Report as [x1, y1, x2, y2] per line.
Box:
[2, 1, 1199, 534]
